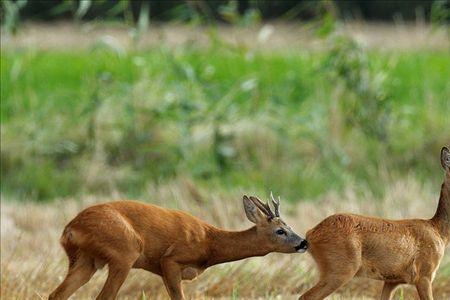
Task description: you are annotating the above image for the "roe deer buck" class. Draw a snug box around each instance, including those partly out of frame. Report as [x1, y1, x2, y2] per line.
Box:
[300, 146, 450, 300]
[49, 194, 307, 300]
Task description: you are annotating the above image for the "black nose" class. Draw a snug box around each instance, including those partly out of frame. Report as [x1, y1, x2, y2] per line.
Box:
[300, 239, 308, 249]
[295, 239, 308, 251]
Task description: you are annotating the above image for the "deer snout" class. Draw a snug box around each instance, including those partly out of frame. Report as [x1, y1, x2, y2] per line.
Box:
[295, 239, 308, 253]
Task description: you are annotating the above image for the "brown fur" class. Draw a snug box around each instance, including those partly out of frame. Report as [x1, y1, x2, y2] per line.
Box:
[300, 146, 450, 300]
[48, 195, 305, 300]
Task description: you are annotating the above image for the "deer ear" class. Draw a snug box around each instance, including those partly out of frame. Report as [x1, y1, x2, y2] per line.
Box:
[243, 195, 265, 224]
[441, 147, 450, 171]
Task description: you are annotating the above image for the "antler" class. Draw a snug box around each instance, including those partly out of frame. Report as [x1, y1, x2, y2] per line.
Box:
[270, 191, 280, 217]
[249, 196, 275, 219]
[249, 194, 282, 219]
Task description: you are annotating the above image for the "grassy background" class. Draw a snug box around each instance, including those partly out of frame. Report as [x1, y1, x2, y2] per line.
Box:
[1, 40, 449, 201]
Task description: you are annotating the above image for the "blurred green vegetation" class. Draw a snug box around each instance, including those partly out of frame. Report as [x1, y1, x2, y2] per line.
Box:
[2, 1, 448, 37]
[1, 0, 443, 23]
[1, 38, 449, 201]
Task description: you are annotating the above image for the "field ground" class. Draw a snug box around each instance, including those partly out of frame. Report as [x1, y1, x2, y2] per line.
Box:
[2, 177, 450, 299]
[3, 21, 449, 51]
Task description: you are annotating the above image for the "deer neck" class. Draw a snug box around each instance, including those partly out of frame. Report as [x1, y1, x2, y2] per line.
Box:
[431, 183, 450, 244]
[206, 226, 273, 266]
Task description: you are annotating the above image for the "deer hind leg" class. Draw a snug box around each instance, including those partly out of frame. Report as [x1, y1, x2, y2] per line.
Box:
[299, 240, 361, 300]
[380, 282, 400, 300]
[95, 250, 140, 300]
[95, 263, 133, 300]
[299, 272, 356, 300]
[416, 277, 433, 300]
[49, 252, 96, 300]
[299, 257, 359, 300]
[161, 259, 185, 300]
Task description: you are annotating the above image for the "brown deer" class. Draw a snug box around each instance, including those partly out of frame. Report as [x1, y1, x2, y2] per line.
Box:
[300, 146, 450, 300]
[49, 194, 307, 300]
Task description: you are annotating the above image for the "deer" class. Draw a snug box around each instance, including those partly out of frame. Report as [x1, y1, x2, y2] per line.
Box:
[300, 146, 450, 300]
[48, 194, 307, 300]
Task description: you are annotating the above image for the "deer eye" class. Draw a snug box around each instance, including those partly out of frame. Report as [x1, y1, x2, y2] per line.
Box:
[276, 229, 286, 235]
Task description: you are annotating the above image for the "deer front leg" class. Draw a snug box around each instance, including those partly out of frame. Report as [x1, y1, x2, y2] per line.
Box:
[161, 259, 185, 300]
[416, 277, 433, 300]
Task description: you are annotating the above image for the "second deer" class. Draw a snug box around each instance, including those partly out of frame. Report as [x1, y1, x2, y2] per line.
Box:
[300, 146, 450, 300]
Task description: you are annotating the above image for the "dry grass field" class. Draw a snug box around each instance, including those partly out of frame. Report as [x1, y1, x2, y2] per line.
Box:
[2, 176, 450, 299]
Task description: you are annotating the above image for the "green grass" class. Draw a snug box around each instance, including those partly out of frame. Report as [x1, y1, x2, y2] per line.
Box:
[1, 44, 449, 201]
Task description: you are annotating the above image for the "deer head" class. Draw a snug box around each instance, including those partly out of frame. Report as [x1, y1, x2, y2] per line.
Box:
[243, 194, 307, 253]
